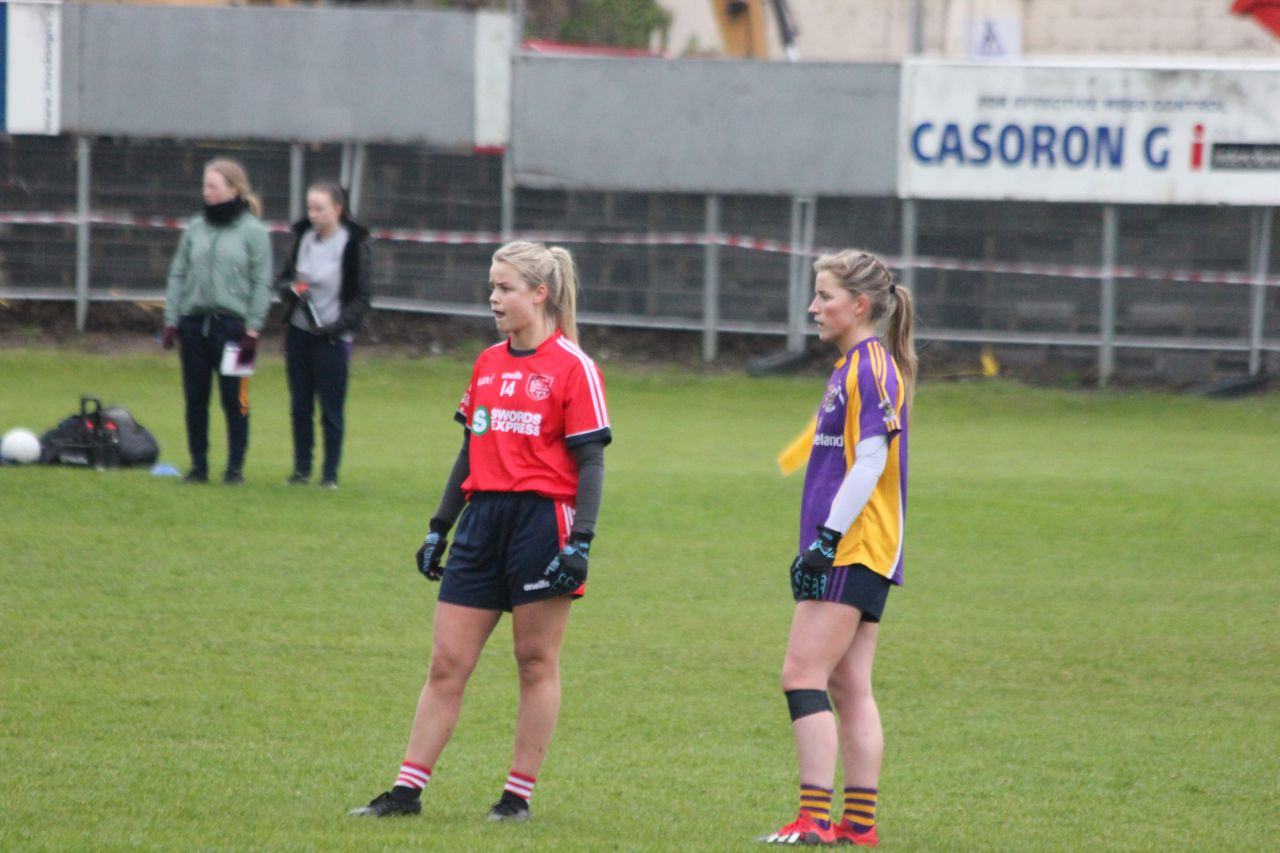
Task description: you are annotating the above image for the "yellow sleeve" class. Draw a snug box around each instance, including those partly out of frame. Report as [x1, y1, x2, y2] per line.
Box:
[776, 415, 817, 476]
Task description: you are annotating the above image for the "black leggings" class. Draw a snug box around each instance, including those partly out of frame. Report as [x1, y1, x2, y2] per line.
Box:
[178, 314, 249, 474]
[285, 324, 350, 482]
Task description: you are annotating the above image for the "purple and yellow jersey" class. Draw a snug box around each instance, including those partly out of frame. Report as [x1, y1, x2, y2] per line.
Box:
[799, 336, 909, 585]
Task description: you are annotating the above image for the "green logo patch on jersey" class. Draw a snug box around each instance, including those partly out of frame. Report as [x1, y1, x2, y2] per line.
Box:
[471, 406, 490, 435]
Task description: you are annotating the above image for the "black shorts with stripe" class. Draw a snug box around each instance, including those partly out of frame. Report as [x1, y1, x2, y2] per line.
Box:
[791, 562, 891, 622]
[438, 491, 578, 613]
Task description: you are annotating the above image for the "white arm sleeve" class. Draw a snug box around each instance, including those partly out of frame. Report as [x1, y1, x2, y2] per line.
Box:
[822, 434, 890, 534]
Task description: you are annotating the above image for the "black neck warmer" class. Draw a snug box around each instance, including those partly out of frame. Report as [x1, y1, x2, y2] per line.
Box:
[204, 197, 248, 226]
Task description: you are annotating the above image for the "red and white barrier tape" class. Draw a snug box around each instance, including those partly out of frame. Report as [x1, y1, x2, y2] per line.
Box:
[3, 210, 1277, 287]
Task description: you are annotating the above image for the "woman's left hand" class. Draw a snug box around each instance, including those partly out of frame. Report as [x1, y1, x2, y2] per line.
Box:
[238, 333, 257, 361]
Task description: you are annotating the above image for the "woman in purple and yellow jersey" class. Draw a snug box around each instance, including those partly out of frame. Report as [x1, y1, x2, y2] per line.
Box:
[758, 250, 916, 847]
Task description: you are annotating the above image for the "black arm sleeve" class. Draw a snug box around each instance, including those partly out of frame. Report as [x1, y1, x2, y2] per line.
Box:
[569, 440, 606, 540]
[430, 432, 470, 531]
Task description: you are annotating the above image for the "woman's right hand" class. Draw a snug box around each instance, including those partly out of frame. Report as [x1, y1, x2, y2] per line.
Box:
[417, 530, 447, 581]
[161, 326, 178, 350]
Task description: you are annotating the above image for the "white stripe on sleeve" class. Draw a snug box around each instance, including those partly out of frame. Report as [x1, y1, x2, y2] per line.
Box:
[557, 338, 609, 428]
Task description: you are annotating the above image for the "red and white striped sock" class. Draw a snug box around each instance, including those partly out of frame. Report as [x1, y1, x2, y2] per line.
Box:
[394, 760, 431, 792]
[503, 770, 536, 802]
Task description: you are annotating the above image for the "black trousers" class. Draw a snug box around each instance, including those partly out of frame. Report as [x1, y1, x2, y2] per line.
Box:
[284, 324, 350, 482]
[178, 314, 249, 475]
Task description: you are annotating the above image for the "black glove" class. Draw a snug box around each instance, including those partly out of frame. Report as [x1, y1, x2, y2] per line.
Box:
[791, 525, 842, 575]
[543, 533, 591, 594]
[416, 518, 450, 581]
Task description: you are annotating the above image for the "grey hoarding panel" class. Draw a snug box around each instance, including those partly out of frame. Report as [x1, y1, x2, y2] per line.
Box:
[512, 57, 899, 195]
[64, 6, 476, 145]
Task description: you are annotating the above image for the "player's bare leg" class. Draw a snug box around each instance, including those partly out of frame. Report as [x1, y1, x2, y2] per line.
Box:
[828, 620, 882, 786]
[828, 620, 882, 845]
[488, 595, 572, 821]
[404, 601, 502, 766]
[759, 601, 862, 843]
[511, 595, 572, 771]
[351, 602, 500, 816]
[781, 600, 863, 786]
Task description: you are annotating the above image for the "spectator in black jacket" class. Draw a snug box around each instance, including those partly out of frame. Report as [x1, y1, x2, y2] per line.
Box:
[277, 182, 372, 489]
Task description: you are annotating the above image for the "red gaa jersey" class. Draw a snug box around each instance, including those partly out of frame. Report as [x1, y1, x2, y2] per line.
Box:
[455, 331, 611, 500]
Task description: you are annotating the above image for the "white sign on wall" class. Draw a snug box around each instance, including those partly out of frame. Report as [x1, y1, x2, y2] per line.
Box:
[899, 60, 1280, 205]
[2, 0, 61, 135]
[966, 17, 1020, 61]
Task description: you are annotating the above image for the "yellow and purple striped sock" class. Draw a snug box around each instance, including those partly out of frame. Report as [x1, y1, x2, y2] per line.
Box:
[799, 784, 833, 828]
[842, 786, 878, 833]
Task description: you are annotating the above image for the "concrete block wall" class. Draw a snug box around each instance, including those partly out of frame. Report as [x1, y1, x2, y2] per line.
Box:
[1021, 0, 1280, 57]
[660, 0, 1280, 61]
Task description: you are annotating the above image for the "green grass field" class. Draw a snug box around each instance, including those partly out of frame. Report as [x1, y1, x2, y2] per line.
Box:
[1, 345, 1277, 851]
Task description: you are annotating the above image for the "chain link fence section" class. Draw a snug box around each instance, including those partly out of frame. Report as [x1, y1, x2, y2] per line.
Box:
[1, 135, 1277, 381]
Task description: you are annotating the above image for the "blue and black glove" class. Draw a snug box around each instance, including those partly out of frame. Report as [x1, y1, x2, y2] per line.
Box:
[416, 518, 451, 582]
[543, 533, 591, 594]
[791, 525, 842, 575]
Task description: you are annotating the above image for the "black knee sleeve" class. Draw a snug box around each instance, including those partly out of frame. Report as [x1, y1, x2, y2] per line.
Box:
[785, 688, 832, 721]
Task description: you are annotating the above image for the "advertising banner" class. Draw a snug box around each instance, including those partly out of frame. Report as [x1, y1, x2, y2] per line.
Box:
[1, 0, 61, 135]
[899, 60, 1280, 205]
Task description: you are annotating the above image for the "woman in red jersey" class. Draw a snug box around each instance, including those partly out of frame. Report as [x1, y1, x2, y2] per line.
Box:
[351, 241, 610, 824]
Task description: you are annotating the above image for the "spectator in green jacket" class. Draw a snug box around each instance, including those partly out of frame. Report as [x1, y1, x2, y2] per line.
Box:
[162, 158, 273, 485]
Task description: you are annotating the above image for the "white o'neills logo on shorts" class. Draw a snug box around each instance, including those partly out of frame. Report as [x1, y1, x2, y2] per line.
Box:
[523, 579, 550, 592]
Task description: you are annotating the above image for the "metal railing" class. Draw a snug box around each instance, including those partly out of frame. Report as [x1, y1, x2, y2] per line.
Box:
[1, 137, 1277, 385]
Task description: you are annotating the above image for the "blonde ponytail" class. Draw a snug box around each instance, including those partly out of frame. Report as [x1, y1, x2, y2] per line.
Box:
[885, 285, 917, 406]
[547, 246, 579, 343]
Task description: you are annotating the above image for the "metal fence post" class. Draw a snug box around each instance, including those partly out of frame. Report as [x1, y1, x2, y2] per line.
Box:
[75, 136, 92, 332]
[501, 149, 515, 240]
[786, 197, 804, 352]
[900, 198, 917, 290]
[702, 194, 721, 363]
[803, 196, 817, 264]
[787, 196, 816, 353]
[1099, 204, 1118, 387]
[288, 143, 304, 223]
[1249, 207, 1273, 376]
[339, 142, 353, 188]
[349, 141, 367, 217]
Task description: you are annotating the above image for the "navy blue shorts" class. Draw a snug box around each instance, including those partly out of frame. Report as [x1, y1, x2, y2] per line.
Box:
[791, 562, 890, 623]
[438, 492, 579, 612]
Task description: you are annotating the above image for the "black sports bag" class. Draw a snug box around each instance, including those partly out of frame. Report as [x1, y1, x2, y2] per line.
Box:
[39, 396, 160, 468]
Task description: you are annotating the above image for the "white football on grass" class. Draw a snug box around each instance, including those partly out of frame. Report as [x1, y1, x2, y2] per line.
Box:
[1, 427, 42, 464]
